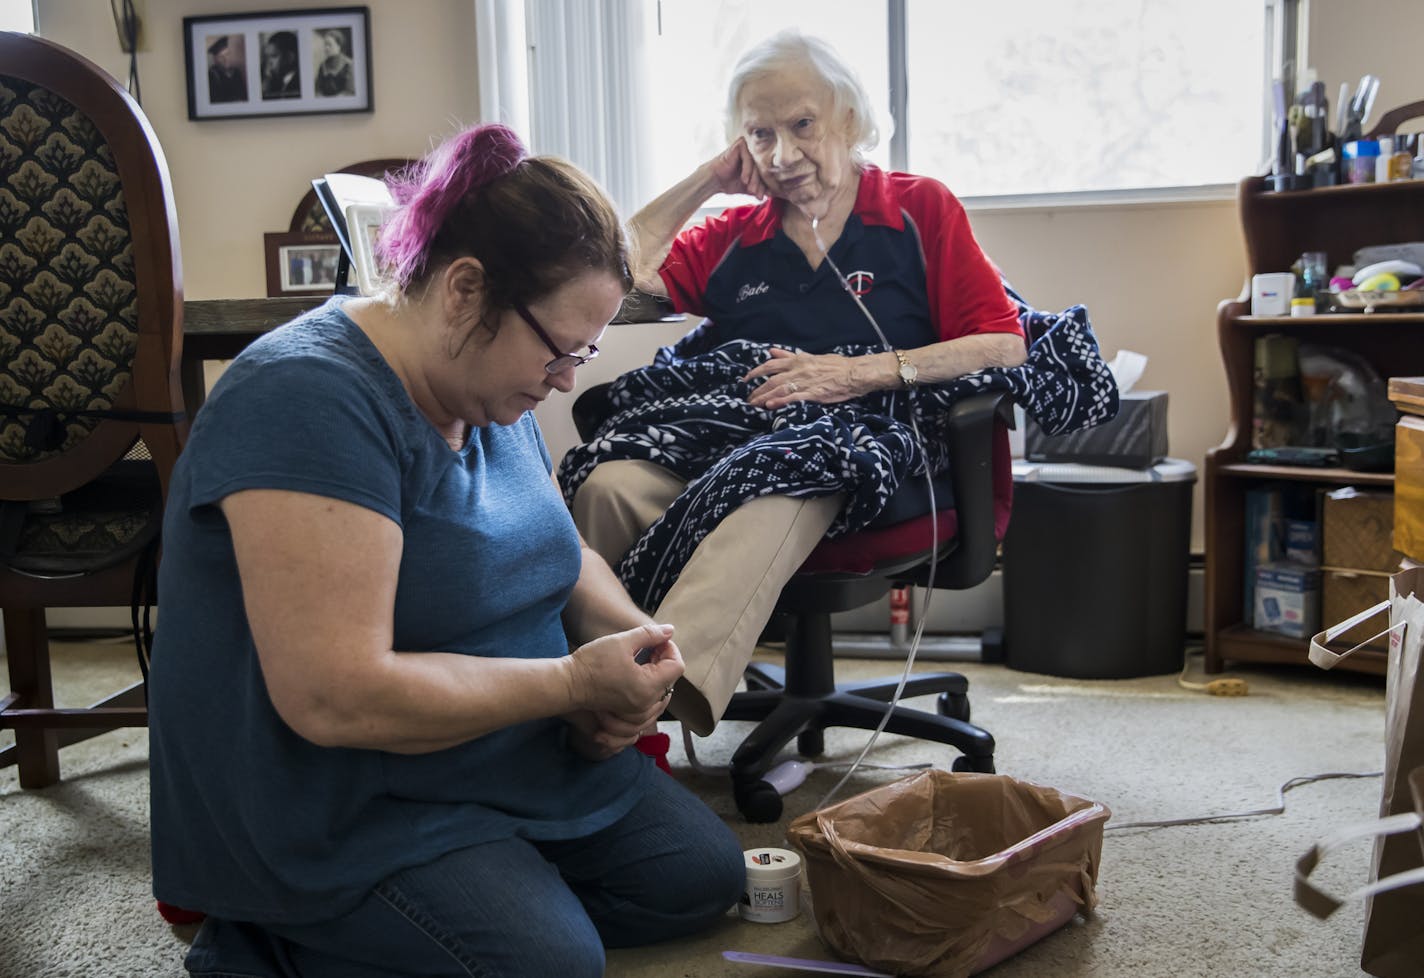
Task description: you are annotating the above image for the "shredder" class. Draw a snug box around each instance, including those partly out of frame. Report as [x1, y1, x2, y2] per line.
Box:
[1001, 458, 1197, 679]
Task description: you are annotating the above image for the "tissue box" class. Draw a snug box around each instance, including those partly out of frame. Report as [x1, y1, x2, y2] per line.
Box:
[1251, 272, 1296, 316]
[1025, 391, 1168, 469]
[1253, 562, 1320, 638]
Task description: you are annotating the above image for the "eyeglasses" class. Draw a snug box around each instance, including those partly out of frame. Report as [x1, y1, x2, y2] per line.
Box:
[512, 300, 600, 374]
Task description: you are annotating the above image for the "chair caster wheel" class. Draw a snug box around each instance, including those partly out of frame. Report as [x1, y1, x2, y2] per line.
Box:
[797, 729, 824, 757]
[938, 691, 970, 722]
[952, 754, 995, 774]
[981, 626, 1005, 663]
[734, 778, 784, 823]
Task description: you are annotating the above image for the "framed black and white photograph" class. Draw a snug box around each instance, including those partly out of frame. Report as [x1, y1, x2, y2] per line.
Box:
[184, 7, 372, 121]
[264, 231, 343, 297]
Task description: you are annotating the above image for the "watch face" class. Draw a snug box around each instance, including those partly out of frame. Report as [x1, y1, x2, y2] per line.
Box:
[899, 362, 917, 384]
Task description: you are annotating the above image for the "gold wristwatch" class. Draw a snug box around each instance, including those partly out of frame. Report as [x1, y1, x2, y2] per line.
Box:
[893, 349, 918, 387]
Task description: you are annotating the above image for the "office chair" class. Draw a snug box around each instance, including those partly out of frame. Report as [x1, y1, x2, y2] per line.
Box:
[571, 381, 1010, 822]
[0, 32, 186, 788]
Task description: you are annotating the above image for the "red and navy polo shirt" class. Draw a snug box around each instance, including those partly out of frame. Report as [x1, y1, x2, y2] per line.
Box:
[658, 165, 1023, 355]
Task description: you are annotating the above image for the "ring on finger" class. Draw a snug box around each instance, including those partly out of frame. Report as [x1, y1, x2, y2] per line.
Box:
[786, 381, 799, 394]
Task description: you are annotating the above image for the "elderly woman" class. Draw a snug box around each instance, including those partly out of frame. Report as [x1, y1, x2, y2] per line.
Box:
[571, 30, 1027, 737]
[149, 123, 743, 978]
[314, 27, 355, 97]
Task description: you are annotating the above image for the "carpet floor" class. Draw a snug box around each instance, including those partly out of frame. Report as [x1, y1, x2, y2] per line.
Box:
[0, 639, 1389, 977]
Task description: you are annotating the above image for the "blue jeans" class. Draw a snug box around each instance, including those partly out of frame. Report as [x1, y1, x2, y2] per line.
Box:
[184, 772, 745, 978]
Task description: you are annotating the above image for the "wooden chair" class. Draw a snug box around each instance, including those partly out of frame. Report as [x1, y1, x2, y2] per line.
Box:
[0, 32, 186, 787]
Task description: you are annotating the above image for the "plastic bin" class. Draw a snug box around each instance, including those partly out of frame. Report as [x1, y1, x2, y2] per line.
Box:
[787, 771, 1109, 978]
[1002, 458, 1196, 679]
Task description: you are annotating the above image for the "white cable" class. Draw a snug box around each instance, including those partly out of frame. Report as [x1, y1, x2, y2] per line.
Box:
[681, 724, 931, 780]
[806, 215, 941, 811]
[1103, 771, 1382, 832]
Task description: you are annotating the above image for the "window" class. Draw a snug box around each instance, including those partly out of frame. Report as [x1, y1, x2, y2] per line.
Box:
[0, 0, 34, 33]
[903, 0, 1266, 197]
[644, 0, 890, 198]
[635, 0, 1276, 205]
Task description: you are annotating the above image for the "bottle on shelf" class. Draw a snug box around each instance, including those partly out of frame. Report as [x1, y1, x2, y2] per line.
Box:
[1291, 251, 1326, 316]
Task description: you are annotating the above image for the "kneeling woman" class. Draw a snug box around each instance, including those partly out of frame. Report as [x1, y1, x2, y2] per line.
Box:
[149, 123, 744, 978]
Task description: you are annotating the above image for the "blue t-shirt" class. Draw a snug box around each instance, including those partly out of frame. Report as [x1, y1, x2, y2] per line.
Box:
[149, 299, 648, 924]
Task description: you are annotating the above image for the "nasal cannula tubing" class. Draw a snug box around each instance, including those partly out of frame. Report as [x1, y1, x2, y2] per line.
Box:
[805, 213, 942, 811]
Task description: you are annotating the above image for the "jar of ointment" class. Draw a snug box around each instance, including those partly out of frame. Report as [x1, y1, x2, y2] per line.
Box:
[739, 847, 801, 923]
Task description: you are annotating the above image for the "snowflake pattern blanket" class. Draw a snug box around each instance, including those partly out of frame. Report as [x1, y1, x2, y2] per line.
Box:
[558, 290, 1119, 609]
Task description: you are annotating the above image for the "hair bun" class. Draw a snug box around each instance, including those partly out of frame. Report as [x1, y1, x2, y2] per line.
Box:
[457, 123, 528, 188]
[381, 123, 530, 287]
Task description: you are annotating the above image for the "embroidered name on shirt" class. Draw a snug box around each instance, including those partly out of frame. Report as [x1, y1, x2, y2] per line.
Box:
[737, 282, 771, 303]
[846, 271, 874, 297]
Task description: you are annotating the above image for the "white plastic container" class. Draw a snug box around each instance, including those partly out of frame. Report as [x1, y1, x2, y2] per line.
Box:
[739, 847, 801, 923]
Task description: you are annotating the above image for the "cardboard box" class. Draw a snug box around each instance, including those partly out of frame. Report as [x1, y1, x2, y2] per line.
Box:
[1322, 489, 1403, 573]
[1321, 569, 1391, 651]
[1025, 391, 1168, 469]
[1253, 562, 1320, 638]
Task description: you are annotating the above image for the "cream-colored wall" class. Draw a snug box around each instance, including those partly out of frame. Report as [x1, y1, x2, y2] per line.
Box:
[34, 0, 479, 300]
[968, 197, 1244, 552]
[31, 0, 1424, 555]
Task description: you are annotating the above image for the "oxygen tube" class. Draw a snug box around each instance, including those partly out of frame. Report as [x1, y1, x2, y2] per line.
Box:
[805, 214, 941, 811]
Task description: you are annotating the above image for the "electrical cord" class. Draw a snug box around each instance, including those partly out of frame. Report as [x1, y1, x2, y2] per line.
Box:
[109, 0, 142, 102]
[1104, 771, 1381, 832]
[1176, 655, 1250, 697]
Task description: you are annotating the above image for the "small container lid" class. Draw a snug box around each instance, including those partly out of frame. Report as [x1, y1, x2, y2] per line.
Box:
[1012, 457, 1197, 484]
[744, 847, 801, 882]
[1342, 139, 1380, 159]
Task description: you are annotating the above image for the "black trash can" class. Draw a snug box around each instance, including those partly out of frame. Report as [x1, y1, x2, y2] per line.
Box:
[1001, 458, 1196, 679]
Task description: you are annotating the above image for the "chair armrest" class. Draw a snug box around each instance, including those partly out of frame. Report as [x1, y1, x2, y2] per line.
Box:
[907, 390, 1015, 591]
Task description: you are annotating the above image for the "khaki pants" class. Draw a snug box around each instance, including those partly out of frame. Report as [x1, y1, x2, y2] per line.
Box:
[572, 460, 842, 735]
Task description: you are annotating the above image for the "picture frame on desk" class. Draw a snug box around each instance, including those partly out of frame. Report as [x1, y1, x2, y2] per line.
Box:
[264, 231, 341, 297]
[183, 7, 372, 121]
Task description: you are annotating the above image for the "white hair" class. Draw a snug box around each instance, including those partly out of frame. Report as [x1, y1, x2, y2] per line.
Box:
[723, 30, 880, 156]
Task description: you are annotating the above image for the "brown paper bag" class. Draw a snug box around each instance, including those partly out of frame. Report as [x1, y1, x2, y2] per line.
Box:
[1295, 767, 1424, 968]
[786, 771, 1109, 978]
[1308, 566, 1424, 977]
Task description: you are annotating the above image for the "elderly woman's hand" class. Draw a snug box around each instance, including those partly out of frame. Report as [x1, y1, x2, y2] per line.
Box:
[706, 140, 767, 199]
[743, 347, 894, 409]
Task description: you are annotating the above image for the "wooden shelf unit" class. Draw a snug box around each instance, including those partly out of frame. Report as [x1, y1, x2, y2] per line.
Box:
[1203, 175, 1424, 676]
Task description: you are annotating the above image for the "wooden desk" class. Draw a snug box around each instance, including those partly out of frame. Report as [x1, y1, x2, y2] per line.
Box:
[181, 296, 326, 407]
[1391, 376, 1424, 563]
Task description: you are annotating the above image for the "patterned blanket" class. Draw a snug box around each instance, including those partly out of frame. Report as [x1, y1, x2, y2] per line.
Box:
[559, 291, 1118, 608]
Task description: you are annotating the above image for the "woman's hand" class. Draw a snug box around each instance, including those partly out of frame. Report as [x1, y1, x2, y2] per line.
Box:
[706, 140, 767, 199]
[743, 347, 895, 409]
[565, 622, 683, 719]
[564, 707, 660, 761]
[563, 623, 681, 760]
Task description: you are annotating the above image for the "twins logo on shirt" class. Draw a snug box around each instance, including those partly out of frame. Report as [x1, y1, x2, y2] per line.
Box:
[846, 271, 874, 297]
